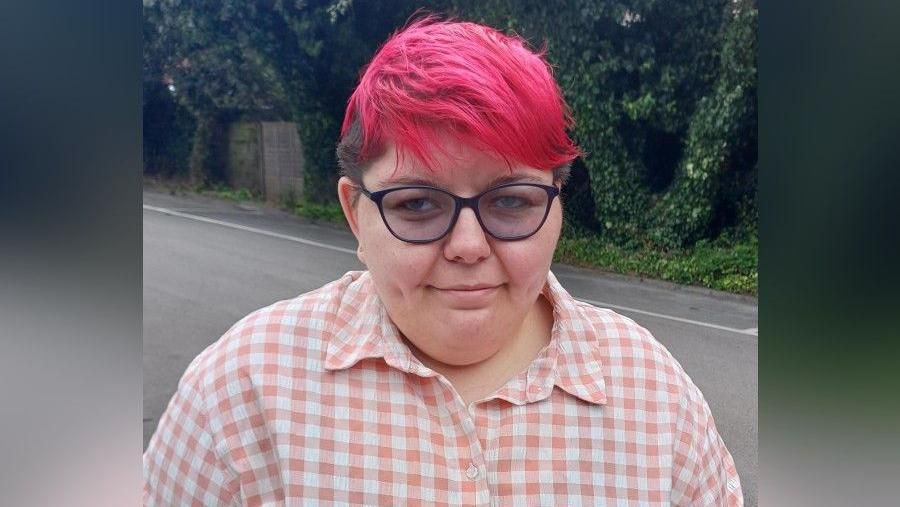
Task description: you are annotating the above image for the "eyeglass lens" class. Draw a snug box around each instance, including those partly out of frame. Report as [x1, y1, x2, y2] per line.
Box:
[379, 185, 551, 242]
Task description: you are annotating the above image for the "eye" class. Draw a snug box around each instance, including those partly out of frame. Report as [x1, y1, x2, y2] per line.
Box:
[398, 198, 438, 212]
[492, 196, 528, 209]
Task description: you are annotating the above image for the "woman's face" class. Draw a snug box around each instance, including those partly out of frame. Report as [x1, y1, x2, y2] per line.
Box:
[337, 141, 562, 367]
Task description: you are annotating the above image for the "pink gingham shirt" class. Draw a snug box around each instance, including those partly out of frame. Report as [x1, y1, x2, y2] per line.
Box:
[144, 270, 742, 506]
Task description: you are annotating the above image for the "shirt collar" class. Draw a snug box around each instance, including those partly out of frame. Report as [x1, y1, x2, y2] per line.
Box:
[489, 272, 607, 406]
[542, 271, 608, 405]
[323, 271, 423, 375]
[323, 270, 607, 405]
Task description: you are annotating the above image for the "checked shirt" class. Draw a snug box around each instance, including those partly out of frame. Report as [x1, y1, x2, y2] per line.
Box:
[144, 270, 743, 506]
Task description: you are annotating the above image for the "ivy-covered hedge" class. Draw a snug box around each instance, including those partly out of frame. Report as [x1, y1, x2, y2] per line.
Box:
[447, 0, 757, 248]
[143, 80, 195, 177]
[144, 0, 757, 249]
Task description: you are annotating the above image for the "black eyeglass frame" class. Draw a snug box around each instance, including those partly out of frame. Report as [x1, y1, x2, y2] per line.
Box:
[357, 182, 561, 244]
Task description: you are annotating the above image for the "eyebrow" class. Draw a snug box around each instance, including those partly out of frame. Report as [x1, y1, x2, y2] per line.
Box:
[375, 173, 547, 191]
[485, 173, 547, 187]
[374, 176, 438, 189]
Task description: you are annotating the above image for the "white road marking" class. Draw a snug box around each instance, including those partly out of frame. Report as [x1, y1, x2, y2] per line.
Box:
[143, 204, 358, 255]
[574, 296, 758, 336]
[144, 203, 757, 337]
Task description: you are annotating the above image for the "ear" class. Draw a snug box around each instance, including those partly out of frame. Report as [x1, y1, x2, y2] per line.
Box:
[337, 177, 362, 236]
[337, 177, 366, 264]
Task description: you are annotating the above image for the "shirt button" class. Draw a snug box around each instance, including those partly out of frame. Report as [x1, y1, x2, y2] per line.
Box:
[465, 463, 479, 480]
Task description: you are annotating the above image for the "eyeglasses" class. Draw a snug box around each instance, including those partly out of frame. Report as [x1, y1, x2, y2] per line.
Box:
[357, 182, 560, 244]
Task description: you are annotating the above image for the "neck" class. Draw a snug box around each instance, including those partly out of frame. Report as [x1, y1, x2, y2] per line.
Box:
[409, 295, 554, 406]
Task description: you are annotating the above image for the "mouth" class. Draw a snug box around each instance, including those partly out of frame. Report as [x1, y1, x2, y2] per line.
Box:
[435, 283, 500, 291]
[429, 283, 502, 307]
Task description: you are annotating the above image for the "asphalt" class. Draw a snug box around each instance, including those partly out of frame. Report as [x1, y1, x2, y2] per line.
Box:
[142, 188, 758, 506]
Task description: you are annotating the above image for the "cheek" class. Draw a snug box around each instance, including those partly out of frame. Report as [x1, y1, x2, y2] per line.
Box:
[357, 218, 439, 293]
[502, 245, 554, 285]
[499, 225, 560, 290]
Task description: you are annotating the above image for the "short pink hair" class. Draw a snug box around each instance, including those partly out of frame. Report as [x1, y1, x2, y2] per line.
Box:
[338, 17, 581, 178]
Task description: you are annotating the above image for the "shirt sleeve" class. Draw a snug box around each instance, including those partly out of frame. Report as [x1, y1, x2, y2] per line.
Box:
[143, 370, 240, 506]
[670, 381, 744, 506]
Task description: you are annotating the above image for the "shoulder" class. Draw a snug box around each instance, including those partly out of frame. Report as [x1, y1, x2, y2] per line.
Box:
[180, 271, 367, 396]
[570, 300, 711, 420]
[574, 301, 689, 384]
[552, 281, 743, 503]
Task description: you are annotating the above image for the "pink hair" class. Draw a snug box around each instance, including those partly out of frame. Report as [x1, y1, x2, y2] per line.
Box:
[340, 17, 581, 173]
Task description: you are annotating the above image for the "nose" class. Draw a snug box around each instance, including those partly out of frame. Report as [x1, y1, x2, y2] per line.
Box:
[443, 208, 491, 264]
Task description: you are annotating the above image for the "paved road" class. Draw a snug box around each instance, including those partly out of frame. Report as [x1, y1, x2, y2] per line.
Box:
[143, 188, 758, 505]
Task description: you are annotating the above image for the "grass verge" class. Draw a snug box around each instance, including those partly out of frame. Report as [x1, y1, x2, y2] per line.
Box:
[554, 226, 758, 296]
[291, 200, 346, 223]
[204, 184, 261, 202]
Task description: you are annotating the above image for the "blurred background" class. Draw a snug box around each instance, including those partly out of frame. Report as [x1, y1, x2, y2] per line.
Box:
[142, 0, 758, 297]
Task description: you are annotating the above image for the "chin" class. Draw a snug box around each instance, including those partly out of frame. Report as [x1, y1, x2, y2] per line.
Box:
[438, 307, 498, 333]
[398, 302, 512, 363]
[430, 341, 501, 367]
[434, 324, 505, 361]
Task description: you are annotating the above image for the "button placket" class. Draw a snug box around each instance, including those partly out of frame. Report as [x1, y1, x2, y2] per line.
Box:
[434, 373, 493, 505]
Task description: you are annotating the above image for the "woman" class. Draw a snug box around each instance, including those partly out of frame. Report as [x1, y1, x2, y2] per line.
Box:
[144, 18, 742, 506]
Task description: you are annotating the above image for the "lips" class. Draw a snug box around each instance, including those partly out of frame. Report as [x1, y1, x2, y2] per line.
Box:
[436, 283, 499, 291]
[429, 283, 502, 308]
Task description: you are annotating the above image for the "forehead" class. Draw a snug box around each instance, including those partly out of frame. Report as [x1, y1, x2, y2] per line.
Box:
[364, 141, 551, 190]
